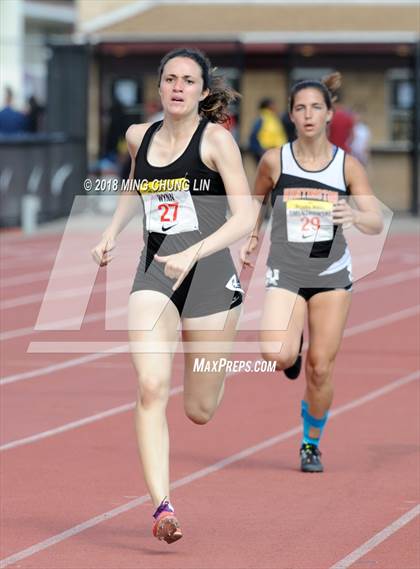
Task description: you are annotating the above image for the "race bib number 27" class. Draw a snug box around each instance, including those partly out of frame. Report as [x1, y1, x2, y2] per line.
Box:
[142, 190, 199, 234]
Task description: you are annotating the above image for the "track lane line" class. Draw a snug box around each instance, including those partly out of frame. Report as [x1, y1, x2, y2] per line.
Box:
[1, 262, 418, 340]
[1, 303, 419, 450]
[0, 263, 94, 289]
[2, 303, 418, 386]
[0, 347, 127, 385]
[0, 279, 129, 310]
[329, 504, 420, 569]
[0, 386, 182, 452]
[0, 369, 418, 568]
[0, 307, 126, 341]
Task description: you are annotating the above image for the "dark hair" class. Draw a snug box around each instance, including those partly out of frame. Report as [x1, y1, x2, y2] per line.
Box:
[5, 86, 13, 101]
[259, 98, 275, 110]
[289, 72, 342, 112]
[157, 47, 239, 123]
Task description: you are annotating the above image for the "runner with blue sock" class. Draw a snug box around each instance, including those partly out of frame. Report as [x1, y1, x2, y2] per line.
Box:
[300, 400, 328, 472]
[240, 73, 383, 473]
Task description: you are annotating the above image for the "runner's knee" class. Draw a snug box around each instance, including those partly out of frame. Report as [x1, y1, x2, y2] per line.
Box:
[306, 353, 333, 389]
[136, 373, 169, 409]
[261, 344, 297, 370]
[184, 399, 215, 425]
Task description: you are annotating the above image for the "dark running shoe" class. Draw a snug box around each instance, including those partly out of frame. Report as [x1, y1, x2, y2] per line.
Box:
[300, 443, 323, 473]
[284, 334, 303, 380]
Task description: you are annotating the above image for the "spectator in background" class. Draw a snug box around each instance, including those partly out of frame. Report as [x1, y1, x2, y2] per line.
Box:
[249, 98, 287, 163]
[281, 110, 296, 142]
[26, 95, 43, 133]
[146, 99, 164, 123]
[351, 104, 371, 166]
[328, 91, 354, 153]
[222, 112, 239, 141]
[104, 97, 127, 161]
[0, 87, 27, 134]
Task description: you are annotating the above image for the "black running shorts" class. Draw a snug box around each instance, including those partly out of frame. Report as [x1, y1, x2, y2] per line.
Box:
[131, 239, 243, 318]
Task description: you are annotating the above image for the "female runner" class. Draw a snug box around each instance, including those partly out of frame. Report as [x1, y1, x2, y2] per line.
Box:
[92, 48, 254, 542]
[241, 73, 382, 473]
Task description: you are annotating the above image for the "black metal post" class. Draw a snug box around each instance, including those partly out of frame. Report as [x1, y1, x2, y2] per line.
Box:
[411, 40, 420, 215]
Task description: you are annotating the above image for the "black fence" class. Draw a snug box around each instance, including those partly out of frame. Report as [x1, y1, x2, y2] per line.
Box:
[0, 133, 86, 227]
[0, 44, 89, 228]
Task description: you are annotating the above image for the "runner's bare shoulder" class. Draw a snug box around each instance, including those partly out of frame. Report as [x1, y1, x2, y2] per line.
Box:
[126, 123, 151, 158]
[262, 147, 281, 170]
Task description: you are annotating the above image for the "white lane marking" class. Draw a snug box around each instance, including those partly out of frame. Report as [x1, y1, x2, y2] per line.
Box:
[2, 258, 416, 305]
[0, 264, 94, 288]
[0, 403, 136, 452]
[0, 384, 183, 452]
[1, 263, 418, 341]
[0, 347, 128, 386]
[243, 304, 420, 344]
[329, 504, 420, 569]
[0, 252, 57, 270]
[355, 266, 419, 291]
[341, 305, 419, 338]
[0, 245, 412, 286]
[1, 302, 419, 449]
[0, 307, 126, 341]
[0, 370, 418, 568]
[1, 304, 419, 388]
[0, 279, 129, 310]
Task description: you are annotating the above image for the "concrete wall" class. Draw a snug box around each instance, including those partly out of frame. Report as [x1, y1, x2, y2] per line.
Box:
[369, 151, 411, 211]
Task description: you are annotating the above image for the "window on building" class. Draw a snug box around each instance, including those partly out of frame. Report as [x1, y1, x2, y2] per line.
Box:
[100, 76, 142, 157]
[387, 69, 414, 143]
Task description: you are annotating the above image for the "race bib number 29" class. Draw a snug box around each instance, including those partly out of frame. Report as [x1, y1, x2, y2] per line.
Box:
[284, 188, 338, 243]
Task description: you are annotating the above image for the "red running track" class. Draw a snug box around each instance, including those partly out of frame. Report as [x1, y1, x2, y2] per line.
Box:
[0, 231, 419, 568]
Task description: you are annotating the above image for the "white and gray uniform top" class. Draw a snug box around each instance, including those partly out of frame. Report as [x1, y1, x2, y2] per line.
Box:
[267, 142, 352, 290]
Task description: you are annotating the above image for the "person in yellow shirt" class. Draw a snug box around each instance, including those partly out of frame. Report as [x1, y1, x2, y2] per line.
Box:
[249, 98, 287, 163]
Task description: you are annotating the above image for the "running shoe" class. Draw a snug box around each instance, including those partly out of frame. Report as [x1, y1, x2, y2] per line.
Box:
[300, 443, 324, 473]
[152, 499, 183, 544]
[284, 334, 303, 380]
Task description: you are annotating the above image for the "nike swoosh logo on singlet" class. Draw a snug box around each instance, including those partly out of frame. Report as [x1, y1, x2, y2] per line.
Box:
[162, 224, 176, 232]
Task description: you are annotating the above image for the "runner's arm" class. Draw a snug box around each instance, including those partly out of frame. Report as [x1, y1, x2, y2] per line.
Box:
[187, 125, 256, 260]
[101, 124, 148, 241]
[334, 154, 383, 235]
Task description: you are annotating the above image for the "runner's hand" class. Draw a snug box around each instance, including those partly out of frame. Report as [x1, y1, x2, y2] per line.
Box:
[333, 199, 357, 228]
[239, 236, 258, 268]
[91, 237, 116, 266]
[154, 247, 199, 291]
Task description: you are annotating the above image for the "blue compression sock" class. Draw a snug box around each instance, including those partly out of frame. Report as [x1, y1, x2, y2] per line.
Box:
[301, 400, 328, 447]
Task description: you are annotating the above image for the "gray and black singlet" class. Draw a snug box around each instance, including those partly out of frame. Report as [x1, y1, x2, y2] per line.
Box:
[131, 118, 243, 317]
[266, 142, 353, 299]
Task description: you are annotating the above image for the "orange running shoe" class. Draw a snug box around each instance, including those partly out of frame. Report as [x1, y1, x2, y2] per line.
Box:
[152, 499, 183, 544]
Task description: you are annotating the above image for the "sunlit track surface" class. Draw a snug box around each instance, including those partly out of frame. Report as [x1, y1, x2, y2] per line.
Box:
[0, 230, 419, 569]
